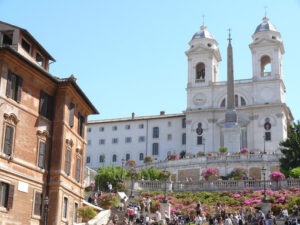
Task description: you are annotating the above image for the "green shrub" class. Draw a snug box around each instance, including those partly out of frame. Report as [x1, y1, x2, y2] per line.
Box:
[77, 206, 97, 221]
[144, 156, 154, 164]
[219, 147, 228, 153]
[291, 167, 300, 178]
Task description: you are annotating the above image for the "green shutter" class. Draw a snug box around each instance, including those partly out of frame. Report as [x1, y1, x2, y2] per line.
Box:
[4, 126, 14, 156]
[69, 102, 75, 127]
[6, 70, 12, 98]
[38, 142, 46, 169]
[16, 76, 23, 103]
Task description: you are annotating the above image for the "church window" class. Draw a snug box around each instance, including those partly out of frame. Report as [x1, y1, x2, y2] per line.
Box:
[153, 127, 159, 138]
[112, 154, 117, 162]
[126, 153, 130, 161]
[152, 143, 159, 155]
[139, 153, 144, 161]
[167, 134, 172, 140]
[99, 154, 105, 163]
[197, 136, 203, 145]
[182, 118, 186, 128]
[261, 55, 271, 77]
[265, 132, 271, 141]
[196, 63, 205, 82]
[182, 133, 186, 145]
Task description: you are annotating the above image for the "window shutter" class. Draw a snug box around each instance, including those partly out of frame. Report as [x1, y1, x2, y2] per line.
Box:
[69, 102, 75, 127]
[65, 150, 71, 175]
[38, 142, 46, 169]
[6, 70, 12, 97]
[39, 90, 47, 116]
[34, 192, 42, 215]
[47, 95, 54, 120]
[16, 76, 23, 103]
[4, 126, 13, 156]
[7, 184, 14, 209]
[76, 158, 81, 182]
[77, 112, 81, 135]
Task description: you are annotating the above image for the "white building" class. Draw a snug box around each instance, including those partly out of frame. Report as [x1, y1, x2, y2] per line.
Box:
[86, 17, 293, 175]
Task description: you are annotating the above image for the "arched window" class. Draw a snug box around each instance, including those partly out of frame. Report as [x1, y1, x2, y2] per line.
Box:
[153, 127, 159, 138]
[196, 63, 205, 82]
[261, 55, 271, 77]
[152, 143, 159, 155]
[182, 118, 186, 128]
[197, 123, 202, 128]
[112, 154, 117, 162]
[99, 155, 105, 163]
[221, 99, 226, 108]
[182, 133, 186, 145]
[241, 97, 246, 106]
[139, 153, 144, 161]
[235, 95, 239, 107]
[126, 153, 130, 161]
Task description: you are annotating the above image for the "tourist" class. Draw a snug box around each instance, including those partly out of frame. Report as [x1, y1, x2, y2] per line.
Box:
[144, 214, 150, 225]
[194, 214, 203, 225]
[293, 204, 299, 216]
[156, 210, 162, 222]
[285, 218, 292, 225]
[265, 211, 272, 225]
[283, 208, 289, 218]
[127, 206, 135, 225]
[291, 215, 298, 225]
[196, 202, 202, 216]
[146, 197, 151, 213]
[112, 214, 119, 224]
[225, 215, 233, 225]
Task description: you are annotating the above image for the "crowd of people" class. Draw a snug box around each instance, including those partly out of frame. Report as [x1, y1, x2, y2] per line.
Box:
[106, 200, 299, 225]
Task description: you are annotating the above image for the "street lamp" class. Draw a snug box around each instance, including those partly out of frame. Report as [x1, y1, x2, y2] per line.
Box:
[262, 166, 267, 202]
[130, 167, 136, 199]
[43, 195, 49, 225]
[203, 138, 206, 155]
[163, 169, 168, 203]
[121, 158, 125, 183]
[263, 135, 266, 154]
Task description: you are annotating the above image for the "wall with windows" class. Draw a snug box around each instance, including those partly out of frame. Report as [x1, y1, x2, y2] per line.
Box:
[86, 114, 186, 168]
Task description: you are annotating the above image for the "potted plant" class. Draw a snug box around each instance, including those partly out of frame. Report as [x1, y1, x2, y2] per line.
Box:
[126, 159, 137, 168]
[169, 153, 179, 160]
[240, 148, 249, 154]
[144, 156, 154, 164]
[98, 193, 119, 209]
[197, 151, 204, 157]
[229, 168, 248, 180]
[219, 147, 228, 154]
[77, 206, 97, 222]
[201, 168, 219, 181]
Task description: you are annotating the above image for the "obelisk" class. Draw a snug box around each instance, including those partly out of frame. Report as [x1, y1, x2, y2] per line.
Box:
[222, 29, 241, 153]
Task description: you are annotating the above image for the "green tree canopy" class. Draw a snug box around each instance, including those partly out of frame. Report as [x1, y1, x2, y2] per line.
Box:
[291, 167, 300, 178]
[280, 121, 300, 176]
[95, 166, 127, 191]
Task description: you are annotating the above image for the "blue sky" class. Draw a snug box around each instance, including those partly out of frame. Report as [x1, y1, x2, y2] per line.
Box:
[1, 0, 299, 121]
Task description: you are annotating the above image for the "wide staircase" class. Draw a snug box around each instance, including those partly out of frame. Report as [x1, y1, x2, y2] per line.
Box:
[110, 207, 127, 225]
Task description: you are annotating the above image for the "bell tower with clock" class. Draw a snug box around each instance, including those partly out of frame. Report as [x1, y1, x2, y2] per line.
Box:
[185, 24, 222, 111]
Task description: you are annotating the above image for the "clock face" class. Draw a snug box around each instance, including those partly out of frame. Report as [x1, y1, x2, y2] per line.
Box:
[193, 93, 206, 106]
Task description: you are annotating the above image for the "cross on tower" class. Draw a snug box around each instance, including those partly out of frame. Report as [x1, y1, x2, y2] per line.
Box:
[228, 28, 232, 43]
[264, 6, 268, 18]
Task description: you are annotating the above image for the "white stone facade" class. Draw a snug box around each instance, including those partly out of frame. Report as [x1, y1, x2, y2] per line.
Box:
[86, 17, 293, 173]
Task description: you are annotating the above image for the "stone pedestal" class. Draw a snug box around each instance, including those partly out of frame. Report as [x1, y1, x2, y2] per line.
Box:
[160, 202, 171, 219]
[261, 201, 272, 215]
[222, 124, 241, 153]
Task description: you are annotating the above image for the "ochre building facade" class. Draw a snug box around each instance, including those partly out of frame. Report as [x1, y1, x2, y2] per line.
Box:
[0, 21, 98, 224]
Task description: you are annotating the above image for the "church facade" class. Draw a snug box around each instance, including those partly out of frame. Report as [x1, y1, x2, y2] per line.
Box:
[86, 17, 293, 178]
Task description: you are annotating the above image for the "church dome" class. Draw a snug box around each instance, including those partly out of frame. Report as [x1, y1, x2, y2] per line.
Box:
[192, 25, 215, 40]
[254, 17, 277, 34]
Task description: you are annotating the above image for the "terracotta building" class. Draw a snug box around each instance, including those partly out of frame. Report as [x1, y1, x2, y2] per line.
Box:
[0, 21, 98, 224]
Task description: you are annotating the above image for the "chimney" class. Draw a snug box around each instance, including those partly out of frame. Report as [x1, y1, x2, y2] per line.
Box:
[131, 112, 135, 119]
[160, 111, 165, 115]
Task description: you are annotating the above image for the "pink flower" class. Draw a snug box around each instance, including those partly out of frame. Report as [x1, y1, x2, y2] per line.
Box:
[276, 197, 285, 203]
[269, 171, 285, 181]
[231, 193, 242, 198]
[201, 168, 219, 176]
[90, 182, 95, 188]
[240, 148, 249, 153]
[156, 194, 164, 200]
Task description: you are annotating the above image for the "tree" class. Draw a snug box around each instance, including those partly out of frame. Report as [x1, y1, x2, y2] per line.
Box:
[280, 122, 300, 176]
[291, 167, 300, 178]
[95, 166, 127, 191]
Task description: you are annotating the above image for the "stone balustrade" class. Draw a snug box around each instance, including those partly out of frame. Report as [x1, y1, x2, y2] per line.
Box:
[137, 153, 282, 171]
[126, 179, 300, 192]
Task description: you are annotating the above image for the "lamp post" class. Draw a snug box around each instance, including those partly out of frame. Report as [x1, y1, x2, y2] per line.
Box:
[121, 158, 125, 183]
[203, 138, 206, 155]
[163, 169, 168, 203]
[130, 167, 136, 199]
[263, 135, 266, 154]
[43, 196, 49, 225]
[262, 166, 267, 202]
